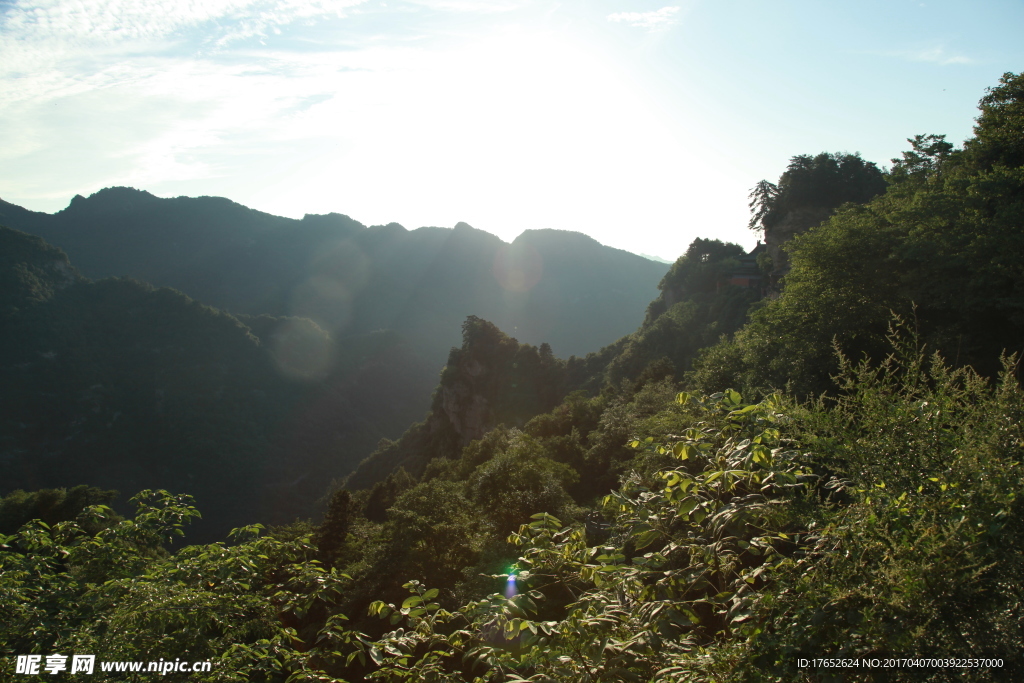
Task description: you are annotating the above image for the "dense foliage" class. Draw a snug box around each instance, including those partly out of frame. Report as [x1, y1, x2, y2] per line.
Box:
[4, 332, 1020, 680]
[694, 72, 1024, 397]
[606, 238, 762, 386]
[0, 486, 118, 536]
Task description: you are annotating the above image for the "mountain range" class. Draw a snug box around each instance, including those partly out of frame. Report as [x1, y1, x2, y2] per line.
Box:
[0, 188, 670, 538]
[0, 188, 667, 364]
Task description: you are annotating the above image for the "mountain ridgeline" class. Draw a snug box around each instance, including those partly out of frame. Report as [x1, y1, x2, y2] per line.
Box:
[0, 191, 667, 364]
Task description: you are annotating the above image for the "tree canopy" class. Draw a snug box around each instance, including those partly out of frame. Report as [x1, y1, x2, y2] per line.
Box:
[748, 152, 887, 236]
[696, 72, 1024, 396]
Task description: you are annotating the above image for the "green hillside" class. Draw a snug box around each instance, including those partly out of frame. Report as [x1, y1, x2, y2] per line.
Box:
[0, 227, 437, 539]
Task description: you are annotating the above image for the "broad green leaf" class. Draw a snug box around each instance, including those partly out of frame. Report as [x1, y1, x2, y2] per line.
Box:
[635, 529, 661, 549]
[673, 443, 697, 460]
[677, 498, 698, 517]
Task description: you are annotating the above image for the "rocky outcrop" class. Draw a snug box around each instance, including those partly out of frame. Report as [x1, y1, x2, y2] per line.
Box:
[434, 363, 493, 445]
[345, 316, 568, 489]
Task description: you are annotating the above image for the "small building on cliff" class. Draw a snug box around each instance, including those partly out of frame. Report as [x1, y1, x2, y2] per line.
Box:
[726, 241, 766, 292]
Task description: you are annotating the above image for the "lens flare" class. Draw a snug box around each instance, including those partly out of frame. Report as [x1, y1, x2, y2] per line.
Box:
[504, 573, 518, 599]
[268, 316, 333, 380]
[492, 243, 543, 293]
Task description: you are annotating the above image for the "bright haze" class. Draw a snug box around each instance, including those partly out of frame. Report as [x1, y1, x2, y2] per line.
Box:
[2, 0, 1022, 262]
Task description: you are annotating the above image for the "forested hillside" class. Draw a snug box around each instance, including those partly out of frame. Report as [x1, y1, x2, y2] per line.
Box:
[693, 74, 1024, 397]
[2, 72, 1023, 681]
[0, 227, 437, 539]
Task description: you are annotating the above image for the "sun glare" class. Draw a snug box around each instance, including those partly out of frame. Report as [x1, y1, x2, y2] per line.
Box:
[257, 24, 703, 257]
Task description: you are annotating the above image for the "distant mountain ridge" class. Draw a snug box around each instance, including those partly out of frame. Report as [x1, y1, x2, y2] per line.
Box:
[0, 188, 668, 365]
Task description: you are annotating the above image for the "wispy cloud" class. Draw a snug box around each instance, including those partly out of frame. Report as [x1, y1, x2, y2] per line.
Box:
[911, 47, 972, 65]
[891, 46, 973, 66]
[0, 0, 382, 201]
[606, 6, 679, 30]
[0, 0, 369, 105]
[1, 0, 367, 44]
[0, 0, 368, 72]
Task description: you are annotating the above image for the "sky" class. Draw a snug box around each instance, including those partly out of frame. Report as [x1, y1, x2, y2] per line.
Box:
[1, 1, 1022, 261]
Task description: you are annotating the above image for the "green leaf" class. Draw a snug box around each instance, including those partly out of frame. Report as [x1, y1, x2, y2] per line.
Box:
[729, 404, 759, 416]
[677, 497, 698, 517]
[673, 443, 697, 460]
[635, 529, 661, 549]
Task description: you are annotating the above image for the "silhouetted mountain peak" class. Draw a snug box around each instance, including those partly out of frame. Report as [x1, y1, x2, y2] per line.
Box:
[440, 221, 505, 251]
[515, 228, 602, 250]
[372, 221, 408, 232]
[300, 212, 366, 238]
[60, 187, 164, 218]
[301, 212, 363, 226]
[365, 222, 409, 243]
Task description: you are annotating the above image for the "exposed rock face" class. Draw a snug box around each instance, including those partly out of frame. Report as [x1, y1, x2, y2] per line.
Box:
[764, 205, 832, 296]
[436, 366, 493, 445]
[344, 316, 568, 490]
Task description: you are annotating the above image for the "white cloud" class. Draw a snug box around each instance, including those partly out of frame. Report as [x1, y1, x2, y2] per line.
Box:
[913, 47, 972, 65]
[606, 6, 679, 30]
[0, 0, 368, 76]
[0, 0, 366, 44]
[890, 46, 973, 66]
[0, 0, 370, 108]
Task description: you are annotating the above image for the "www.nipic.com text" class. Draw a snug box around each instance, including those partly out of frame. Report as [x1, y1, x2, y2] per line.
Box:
[13, 655, 212, 676]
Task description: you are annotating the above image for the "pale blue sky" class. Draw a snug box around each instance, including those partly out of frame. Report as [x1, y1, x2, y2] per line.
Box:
[1, 0, 1021, 260]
